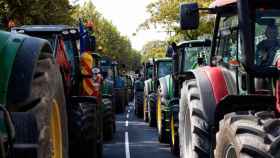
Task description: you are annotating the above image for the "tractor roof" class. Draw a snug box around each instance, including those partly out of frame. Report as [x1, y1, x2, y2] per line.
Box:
[12, 25, 78, 35]
[155, 57, 172, 63]
[177, 39, 211, 49]
[210, 0, 236, 8]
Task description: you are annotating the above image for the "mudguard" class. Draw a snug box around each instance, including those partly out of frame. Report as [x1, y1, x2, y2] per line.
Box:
[0, 31, 26, 104]
[144, 79, 153, 95]
[184, 66, 236, 126]
[7, 36, 52, 106]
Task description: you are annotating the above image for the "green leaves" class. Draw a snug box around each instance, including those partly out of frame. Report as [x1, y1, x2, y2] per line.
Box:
[73, 1, 142, 71]
[139, 0, 214, 42]
[1, 0, 74, 25]
[141, 40, 167, 62]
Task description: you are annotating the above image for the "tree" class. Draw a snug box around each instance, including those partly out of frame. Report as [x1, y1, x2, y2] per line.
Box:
[0, 0, 74, 25]
[139, 0, 214, 42]
[72, 0, 142, 71]
[141, 40, 167, 62]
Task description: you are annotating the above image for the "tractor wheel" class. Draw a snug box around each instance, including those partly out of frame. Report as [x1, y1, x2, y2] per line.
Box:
[215, 111, 280, 158]
[135, 92, 143, 118]
[68, 98, 100, 158]
[144, 95, 149, 122]
[17, 53, 69, 158]
[179, 80, 211, 158]
[115, 89, 125, 113]
[170, 112, 179, 156]
[157, 95, 170, 143]
[102, 98, 114, 141]
[148, 94, 157, 127]
[11, 112, 38, 158]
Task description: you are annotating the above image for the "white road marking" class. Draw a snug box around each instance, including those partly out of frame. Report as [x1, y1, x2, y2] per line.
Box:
[128, 110, 130, 113]
[126, 120, 128, 127]
[125, 132, 130, 158]
[126, 114, 129, 119]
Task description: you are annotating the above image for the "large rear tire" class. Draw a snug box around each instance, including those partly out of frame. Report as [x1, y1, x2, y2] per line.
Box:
[134, 91, 143, 118]
[170, 112, 179, 156]
[179, 80, 211, 158]
[102, 98, 114, 141]
[148, 94, 157, 127]
[157, 94, 170, 143]
[215, 111, 280, 158]
[68, 97, 100, 158]
[11, 52, 69, 158]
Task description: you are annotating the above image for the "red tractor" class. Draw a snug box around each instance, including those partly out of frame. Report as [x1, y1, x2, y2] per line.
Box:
[179, 0, 280, 157]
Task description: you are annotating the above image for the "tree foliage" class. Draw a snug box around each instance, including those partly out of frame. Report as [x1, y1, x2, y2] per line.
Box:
[72, 1, 142, 71]
[139, 0, 214, 42]
[141, 40, 167, 62]
[0, 0, 74, 25]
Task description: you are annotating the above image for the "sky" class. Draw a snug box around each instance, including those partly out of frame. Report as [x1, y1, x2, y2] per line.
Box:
[73, 0, 168, 51]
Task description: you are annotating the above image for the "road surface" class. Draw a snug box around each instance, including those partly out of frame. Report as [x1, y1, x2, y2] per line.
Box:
[104, 103, 176, 158]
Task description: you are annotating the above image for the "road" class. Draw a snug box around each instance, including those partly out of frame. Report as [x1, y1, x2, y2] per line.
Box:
[104, 103, 177, 158]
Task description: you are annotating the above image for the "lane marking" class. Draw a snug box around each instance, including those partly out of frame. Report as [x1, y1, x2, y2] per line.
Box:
[126, 120, 128, 127]
[126, 114, 129, 119]
[125, 132, 130, 158]
[128, 110, 130, 113]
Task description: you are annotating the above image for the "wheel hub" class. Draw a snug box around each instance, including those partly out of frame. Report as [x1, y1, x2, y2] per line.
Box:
[50, 100, 63, 158]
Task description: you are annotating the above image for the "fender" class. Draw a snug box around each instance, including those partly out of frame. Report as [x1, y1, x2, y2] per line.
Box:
[0, 31, 35, 104]
[144, 78, 152, 96]
[158, 76, 169, 106]
[7, 36, 52, 106]
[184, 66, 236, 125]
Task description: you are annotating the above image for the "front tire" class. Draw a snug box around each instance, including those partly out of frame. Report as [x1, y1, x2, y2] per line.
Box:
[215, 111, 280, 158]
[179, 80, 211, 158]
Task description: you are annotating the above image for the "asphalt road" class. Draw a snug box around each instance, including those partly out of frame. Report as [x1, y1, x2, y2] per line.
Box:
[104, 103, 177, 158]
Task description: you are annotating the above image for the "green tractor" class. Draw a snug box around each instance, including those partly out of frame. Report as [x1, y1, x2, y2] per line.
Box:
[111, 61, 127, 113]
[156, 40, 211, 155]
[0, 30, 68, 158]
[133, 65, 147, 118]
[144, 58, 173, 127]
[12, 25, 103, 158]
[100, 56, 116, 140]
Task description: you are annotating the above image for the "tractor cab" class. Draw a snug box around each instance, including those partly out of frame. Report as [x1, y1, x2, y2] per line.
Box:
[167, 40, 211, 98]
[12, 25, 81, 95]
[144, 59, 154, 81]
[180, 0, 280, 95]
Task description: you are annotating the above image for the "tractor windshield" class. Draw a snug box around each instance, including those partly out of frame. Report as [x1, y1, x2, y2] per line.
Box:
[255, 9, 280, 66]
[146, 66, 153, 79]
[216, 15, 241, 67]
[183, 46, 209, 71]
[158, 61, 172, 78]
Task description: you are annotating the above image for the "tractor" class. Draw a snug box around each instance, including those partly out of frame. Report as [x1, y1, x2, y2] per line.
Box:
[179, 0, 280, 157]
[144, 58, 173, 127]
[134, 67, 145, 118]
[111, 61, 127, 113]
[0, 30, 68, 158]
[100, 56, 116, 140]
[156, 40, 211, 156]
[12, 25, 103, 158]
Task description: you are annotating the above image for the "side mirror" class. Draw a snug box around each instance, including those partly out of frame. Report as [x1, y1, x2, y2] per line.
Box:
[166, 46, 174, 57]
[180, 3, 199, 30]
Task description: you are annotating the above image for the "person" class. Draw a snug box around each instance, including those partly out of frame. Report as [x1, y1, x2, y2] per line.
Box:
[257, 24, 279, 66]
